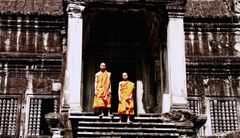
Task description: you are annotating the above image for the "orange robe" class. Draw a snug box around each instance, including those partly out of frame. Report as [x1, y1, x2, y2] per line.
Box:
[118, 81, 135, 115]
[93, 71, 111, 109]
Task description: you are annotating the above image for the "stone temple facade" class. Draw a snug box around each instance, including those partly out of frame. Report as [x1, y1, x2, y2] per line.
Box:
[0, 0, 240, 137]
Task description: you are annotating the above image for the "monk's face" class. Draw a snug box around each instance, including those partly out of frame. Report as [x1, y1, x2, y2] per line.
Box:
[122, 72, 128, 80]
[99, 63, 106, 71]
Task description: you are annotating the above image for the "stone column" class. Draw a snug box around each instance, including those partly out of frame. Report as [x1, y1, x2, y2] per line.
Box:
[165, 12, 187, 110]
[63, 3, 85, 112]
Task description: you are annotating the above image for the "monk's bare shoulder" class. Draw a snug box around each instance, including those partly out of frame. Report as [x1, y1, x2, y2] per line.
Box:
[95, 72, 101, 77]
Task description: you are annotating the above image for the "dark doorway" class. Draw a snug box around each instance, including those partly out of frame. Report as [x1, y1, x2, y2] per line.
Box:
[108, 61, 136, 113]
[88, 11, 148, 46]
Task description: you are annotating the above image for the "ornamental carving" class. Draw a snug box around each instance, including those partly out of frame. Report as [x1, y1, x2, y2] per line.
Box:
[161, 104, 207, 136]
[66, 2, 85, 18]
[234, 0, 240, 13]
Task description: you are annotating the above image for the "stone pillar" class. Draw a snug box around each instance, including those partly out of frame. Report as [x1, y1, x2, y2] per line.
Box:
[166, 12, 187, 110]
[63, 3, 85, 112]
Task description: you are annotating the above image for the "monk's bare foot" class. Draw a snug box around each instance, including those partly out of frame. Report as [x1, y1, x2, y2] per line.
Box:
[127, 118, 132, 124]
[99, 113, 104, 118]
[108, 113, 114, 118]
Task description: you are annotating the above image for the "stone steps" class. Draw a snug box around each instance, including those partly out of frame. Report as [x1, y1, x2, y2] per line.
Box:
[70, 112, 162, 117]
[70, 112, 163, 122]
[76, 132, 179, 137]
[70, 116, 163, 123]
[77, 121, 176, 127]
[69, 112, 180, 137]
[77, 126, 177, 132]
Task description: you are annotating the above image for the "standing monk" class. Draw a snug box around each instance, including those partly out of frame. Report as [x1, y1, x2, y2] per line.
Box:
[118, 72, 135, 123]
[93, 62, 112, 117]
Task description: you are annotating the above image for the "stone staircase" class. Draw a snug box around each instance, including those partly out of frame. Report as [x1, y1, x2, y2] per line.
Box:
[69, 112, 191, 138]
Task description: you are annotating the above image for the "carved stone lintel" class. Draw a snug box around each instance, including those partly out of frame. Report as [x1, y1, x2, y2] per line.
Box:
[167, 0, 186, 6]
[171, 103, 190, 110]
[67, 3, 85, 18]
[167, 11, 185, 18]
[162, 104, 207, 137]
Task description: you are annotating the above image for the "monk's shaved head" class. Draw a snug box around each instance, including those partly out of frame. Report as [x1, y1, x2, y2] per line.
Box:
[99, 62, 106, 71]
[122, 72, 128, 80]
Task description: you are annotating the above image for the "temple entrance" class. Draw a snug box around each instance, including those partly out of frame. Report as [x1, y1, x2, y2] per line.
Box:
[82, 8, 164, 113]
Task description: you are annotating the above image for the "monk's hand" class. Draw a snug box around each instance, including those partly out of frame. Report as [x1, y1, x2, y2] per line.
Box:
[126, 97, 131, 102]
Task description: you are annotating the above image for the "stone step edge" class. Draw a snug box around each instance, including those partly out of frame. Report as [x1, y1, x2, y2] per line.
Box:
[70, 112, 162, 117]
[77, 121, 176, 126]
[76, 131, 179, 137]
[77, 126, 178, 132]
[69, 115, 162, 120]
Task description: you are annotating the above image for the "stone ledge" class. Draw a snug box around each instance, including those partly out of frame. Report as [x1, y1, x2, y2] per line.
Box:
[199, 131, 240, 138]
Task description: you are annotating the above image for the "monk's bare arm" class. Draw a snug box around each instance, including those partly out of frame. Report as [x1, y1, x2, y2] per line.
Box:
[109, 84, 112, 94]
[118, 82, 121, 102]
[108, 73, 112, 94]
[94, 73, 98, 95]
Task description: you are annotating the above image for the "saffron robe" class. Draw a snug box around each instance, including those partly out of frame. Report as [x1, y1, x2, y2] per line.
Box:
[118, 81, 135, 115]
[93, 71, 111, 109]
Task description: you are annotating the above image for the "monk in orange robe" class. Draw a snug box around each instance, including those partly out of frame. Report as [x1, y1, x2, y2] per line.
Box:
[93, 62, 112, 117]
[118, 72, 135, 123]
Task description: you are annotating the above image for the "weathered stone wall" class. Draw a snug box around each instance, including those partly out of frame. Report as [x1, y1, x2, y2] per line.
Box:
[187, 74, 240, 96]
[184, 19, 240, 135]
[0, 72, 61, 94]
[0, 13, 65, 137]
[185, 31, 239, 57]
[185, 27, 240, 97]
[0, 14, 65, 95]
[0, 16, 63, 53]
[0, 30, 62, 53]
